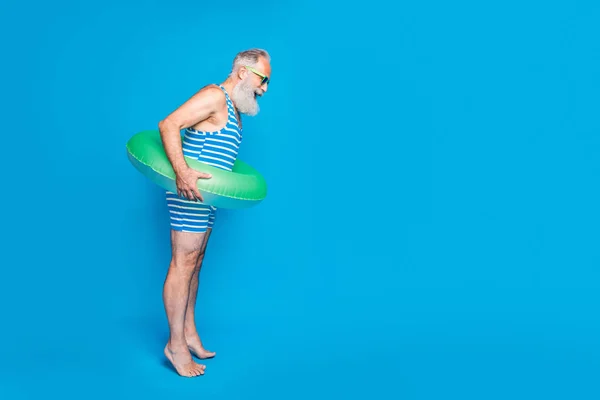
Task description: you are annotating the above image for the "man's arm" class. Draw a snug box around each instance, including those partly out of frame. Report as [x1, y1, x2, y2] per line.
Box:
[158, 85, 225, 201]
[158, 85, 224, 175]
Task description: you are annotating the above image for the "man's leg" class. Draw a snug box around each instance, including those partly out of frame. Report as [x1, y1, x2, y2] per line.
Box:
[163, 229, 207, 377]
[184, 227, 216, 359]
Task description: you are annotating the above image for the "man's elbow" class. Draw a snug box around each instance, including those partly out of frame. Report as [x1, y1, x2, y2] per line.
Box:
[158, 118, 175, 133]
[158, 118, 166, 131]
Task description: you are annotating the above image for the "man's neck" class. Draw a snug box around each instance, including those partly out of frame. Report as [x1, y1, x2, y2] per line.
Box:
[220, 77, 237, 96]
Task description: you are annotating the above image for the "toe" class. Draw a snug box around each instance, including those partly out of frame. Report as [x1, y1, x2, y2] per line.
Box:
[200, 351, 216, 359]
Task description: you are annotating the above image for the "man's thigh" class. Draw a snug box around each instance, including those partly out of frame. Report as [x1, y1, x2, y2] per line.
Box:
[171, 230, 207, 265]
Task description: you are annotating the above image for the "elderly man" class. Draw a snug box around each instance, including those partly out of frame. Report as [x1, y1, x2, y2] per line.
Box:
[157, 48, 271, 377]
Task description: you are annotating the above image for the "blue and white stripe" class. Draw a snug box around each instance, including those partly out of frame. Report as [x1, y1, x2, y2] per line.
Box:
[166, 84, 242, 233]
[165, 197, 217, 233]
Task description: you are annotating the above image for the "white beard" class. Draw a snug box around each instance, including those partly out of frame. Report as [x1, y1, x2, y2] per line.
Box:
[231, 77, 261, 116]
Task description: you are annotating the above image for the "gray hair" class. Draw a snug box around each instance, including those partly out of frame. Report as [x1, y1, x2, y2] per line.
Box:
[230, 48, 270, 76]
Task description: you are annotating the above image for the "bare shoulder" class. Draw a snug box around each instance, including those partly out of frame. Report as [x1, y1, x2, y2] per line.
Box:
[161, 84, 226, 130]
[192, 84, 226, 105]
[181, 84, 226, 112]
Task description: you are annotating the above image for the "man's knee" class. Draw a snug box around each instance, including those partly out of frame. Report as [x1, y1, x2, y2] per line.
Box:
[172, 243, 204, 269]
[171, 250, 202, 277]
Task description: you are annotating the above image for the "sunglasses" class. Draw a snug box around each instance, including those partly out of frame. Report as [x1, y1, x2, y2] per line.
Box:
[245, 65, 270, 86]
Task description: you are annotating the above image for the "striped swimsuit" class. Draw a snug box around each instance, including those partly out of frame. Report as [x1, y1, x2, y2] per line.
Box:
[165, 84, 242, 233]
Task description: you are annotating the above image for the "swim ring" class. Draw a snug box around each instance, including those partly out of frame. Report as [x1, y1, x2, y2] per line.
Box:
[126, 130, 267, 209]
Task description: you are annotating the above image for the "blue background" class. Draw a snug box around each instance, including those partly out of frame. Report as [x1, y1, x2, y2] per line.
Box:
[1, 0, 599, 398]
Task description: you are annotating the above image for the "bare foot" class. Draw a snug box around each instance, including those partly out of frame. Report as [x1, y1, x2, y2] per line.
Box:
[186, 333, 216, 359]
[164, 343, 206, 377]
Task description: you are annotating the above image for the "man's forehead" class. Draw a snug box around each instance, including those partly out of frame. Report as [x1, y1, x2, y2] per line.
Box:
[257, 57, 272, 75]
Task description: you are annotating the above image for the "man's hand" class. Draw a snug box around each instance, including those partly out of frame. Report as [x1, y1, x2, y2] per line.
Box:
[175, 167, 212, 202]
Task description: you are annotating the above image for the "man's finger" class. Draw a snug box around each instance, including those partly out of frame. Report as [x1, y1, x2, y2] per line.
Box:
[193, 188, 203, 202]
[197, 172, 212, 179]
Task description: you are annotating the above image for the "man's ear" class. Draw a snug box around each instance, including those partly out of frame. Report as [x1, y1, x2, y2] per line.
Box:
[237, 66, 247, 80]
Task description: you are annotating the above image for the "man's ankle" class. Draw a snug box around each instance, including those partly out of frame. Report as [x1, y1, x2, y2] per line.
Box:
[184, 328, 198, 338]
[168, 338, 189, 350]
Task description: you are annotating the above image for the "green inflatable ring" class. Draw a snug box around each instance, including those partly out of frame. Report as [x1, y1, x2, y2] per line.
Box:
[126, 129, 267, 209]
